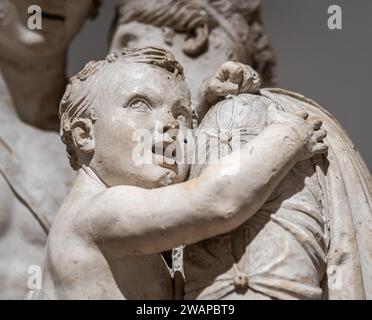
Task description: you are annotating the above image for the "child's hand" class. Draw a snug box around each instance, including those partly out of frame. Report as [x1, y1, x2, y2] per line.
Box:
[267, 103, 328, 160]
[202, 62, 262, 107]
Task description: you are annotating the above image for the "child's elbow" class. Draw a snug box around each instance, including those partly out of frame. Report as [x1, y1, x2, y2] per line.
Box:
[213, 200, 244, 226]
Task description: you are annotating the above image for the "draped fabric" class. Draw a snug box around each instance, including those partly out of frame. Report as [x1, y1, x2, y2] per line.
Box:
[0, 110, 74, 234]
[261, 88, 372, 299]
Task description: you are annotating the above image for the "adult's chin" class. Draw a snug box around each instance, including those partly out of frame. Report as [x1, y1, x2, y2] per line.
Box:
[5, 29, 64, 60]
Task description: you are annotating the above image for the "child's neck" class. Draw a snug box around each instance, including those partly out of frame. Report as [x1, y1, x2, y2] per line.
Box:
[82, 165, 107, 188]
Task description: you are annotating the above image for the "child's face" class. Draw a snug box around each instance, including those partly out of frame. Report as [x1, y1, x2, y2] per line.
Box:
[90, 61, 192, 188]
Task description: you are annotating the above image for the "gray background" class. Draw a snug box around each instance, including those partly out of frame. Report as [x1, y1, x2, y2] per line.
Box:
[68, 0, 372, 170]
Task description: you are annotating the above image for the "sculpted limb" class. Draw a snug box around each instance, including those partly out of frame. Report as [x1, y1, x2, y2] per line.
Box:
[44, 49, 327, 299]
[84, 110, 326, 257]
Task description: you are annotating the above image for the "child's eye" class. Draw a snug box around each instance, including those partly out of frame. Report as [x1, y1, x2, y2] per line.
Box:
[126, 98, 152, 113]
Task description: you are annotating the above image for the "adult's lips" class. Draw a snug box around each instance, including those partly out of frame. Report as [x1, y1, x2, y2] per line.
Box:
[37, 0, 66, 22]
[41, 11, 65, 22]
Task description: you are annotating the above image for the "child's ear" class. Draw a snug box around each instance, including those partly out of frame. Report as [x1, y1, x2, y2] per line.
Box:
[71, 118, 95, 153]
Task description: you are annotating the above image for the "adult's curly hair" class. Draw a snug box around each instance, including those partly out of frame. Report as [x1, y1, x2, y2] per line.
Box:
[59, 47, 185, 170]
[113, 0, 276, 86]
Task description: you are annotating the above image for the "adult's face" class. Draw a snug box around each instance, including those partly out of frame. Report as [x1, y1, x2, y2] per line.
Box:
[0, 0, 93, 60]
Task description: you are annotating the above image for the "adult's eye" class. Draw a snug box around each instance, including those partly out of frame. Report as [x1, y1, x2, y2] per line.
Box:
[126, 97, 152, 113]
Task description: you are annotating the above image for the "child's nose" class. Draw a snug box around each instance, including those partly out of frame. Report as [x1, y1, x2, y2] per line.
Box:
[159, 118, 179, 144]
[152, 118, 179, 151]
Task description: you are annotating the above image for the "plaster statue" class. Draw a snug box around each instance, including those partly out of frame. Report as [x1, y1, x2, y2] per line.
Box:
[109, 0, 276, 289]
[183, 65, 372, 300]
[110, 0, 276, 122]
[41, 47, 327, 300]
[0, 0, 100, 299]
[111, 0, 372, 299]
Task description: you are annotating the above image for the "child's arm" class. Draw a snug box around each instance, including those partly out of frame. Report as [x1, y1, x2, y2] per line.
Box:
[84, 112, 327, 257]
